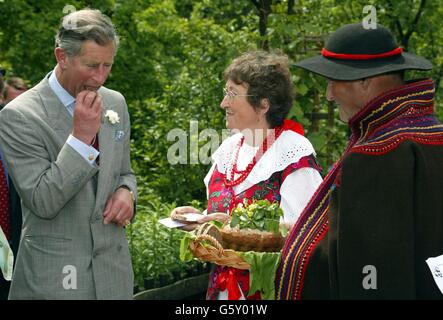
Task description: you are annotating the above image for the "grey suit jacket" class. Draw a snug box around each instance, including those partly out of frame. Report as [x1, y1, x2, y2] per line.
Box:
[0, 75, 137, 299]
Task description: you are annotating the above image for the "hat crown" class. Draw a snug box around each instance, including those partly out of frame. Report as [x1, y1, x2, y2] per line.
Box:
[325, 23, 399, 55]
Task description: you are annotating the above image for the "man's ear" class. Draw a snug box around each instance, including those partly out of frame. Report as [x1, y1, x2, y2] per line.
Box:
[54, 47, 68, 69]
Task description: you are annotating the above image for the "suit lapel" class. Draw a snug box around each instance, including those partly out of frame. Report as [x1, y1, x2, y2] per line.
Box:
[93, 103, 116, 213]
[37, 77, 74, 144]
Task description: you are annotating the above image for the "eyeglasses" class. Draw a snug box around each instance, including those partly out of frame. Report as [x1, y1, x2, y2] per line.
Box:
[223, 87, 255, 100]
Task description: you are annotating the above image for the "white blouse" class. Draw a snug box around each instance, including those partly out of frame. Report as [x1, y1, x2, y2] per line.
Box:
[204, 130, 323, 226]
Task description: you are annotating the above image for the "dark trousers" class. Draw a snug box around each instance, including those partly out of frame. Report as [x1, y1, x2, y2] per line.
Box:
[0, 276, 11, 300]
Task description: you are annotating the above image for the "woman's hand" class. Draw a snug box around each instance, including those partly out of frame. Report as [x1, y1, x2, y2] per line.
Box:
[204, 212, 230, 224]
[170, 206, 201, 218]
[170, 206, 201, 231]
[170, 207, 230, 231]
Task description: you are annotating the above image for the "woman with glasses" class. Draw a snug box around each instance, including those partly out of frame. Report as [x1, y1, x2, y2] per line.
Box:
[171, 51, 322, 300]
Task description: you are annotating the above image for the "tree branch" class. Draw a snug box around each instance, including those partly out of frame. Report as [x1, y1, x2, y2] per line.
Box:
[403, 0, 427, 49]
[287, 0, 295, 15]
[251, 0, 260, 9]
[385, 0, 404, 42]
[250, 0, 272, 50]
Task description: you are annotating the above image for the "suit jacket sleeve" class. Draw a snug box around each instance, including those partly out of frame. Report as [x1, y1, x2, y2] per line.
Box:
[114, 94, 137, 202]
[0, 106, 99, 219]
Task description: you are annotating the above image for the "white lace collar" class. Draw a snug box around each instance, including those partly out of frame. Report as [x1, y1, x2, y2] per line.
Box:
[205, 130, 316, 195]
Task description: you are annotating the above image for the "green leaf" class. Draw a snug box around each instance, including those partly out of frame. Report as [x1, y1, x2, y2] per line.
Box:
[296, 83, 309, 96]
[254, 209, 265, 220]
[212, 220, 223, 229]
[230, 214, 240, 228]
[256, 220, 265, 229]
[240, 215, 248, 222]
[264, 219, 280, 234]
[179, 233, 193, 262]
[238, 251, 281, 300]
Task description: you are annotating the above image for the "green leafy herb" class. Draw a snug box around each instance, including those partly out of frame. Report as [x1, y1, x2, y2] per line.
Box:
[179, 233, 194, 262]
[238, 251, 281, 300]
[229, 199, 283, 233]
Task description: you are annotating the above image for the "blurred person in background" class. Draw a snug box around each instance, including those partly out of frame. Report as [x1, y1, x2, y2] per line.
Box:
[3, 77, 28, 105]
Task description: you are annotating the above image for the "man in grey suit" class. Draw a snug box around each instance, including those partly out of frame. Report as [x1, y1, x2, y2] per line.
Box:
[0, 8, 137, 299]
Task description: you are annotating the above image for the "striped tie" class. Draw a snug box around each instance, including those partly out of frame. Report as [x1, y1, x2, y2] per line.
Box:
[92, 134, 99, 165]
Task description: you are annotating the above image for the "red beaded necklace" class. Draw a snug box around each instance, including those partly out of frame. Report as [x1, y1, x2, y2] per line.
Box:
[224, 125, 284, 187]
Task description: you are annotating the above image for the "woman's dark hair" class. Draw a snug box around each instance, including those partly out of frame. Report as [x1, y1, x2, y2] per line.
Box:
[224, 51, 294, 128]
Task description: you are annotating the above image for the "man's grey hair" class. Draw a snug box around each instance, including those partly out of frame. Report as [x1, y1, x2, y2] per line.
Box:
[55, 8, 119, 57]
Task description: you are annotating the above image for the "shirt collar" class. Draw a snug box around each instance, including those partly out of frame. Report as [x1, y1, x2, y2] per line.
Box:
[48, 66, 75, 109]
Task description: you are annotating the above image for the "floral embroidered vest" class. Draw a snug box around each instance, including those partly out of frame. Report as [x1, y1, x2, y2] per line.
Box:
[207, 155, 320, 214]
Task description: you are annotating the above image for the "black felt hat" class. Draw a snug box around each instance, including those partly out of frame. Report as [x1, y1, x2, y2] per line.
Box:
[295, 23, 432, 80]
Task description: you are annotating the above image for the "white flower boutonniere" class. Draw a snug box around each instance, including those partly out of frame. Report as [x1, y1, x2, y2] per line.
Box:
[105, 110, 120, 125]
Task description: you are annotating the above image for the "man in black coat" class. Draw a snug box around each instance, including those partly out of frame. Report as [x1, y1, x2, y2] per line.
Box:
[277, 23, 443, 299]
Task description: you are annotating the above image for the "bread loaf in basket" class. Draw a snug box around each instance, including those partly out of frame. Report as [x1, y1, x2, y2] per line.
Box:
[220, 225, 285, 252]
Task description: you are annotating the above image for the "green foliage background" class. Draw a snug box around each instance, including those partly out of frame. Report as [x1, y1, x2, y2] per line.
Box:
[1, 0, 442, 286]
[2, 0, 442, 205]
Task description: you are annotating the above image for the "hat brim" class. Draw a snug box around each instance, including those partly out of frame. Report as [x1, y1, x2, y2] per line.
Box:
[294, 53, 432, 80]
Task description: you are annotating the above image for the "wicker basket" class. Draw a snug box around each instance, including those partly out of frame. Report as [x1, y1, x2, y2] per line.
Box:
[189, 222, 285, 269]
[220, 225, 285, 252]
[189, 223, 250, 270]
